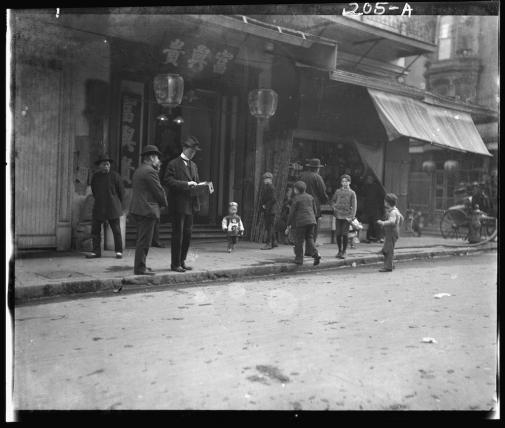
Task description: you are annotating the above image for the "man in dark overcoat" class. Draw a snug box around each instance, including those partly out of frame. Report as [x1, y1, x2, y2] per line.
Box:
[86, 154, 125, 259]
[130, 145, 168, 275]
[300, 158, 329, 247]
[163, 136, 202, 272]
[360, 174, 385, 242]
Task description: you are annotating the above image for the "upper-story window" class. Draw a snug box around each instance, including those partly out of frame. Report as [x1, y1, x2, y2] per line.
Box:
[438, 16, 453, 60]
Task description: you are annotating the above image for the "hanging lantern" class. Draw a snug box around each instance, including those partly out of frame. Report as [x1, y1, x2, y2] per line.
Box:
[153, 74, 184, 109]
[444, 160, 459, 172]
[422, 160, 436, 173]
[248, 89, 278, 120]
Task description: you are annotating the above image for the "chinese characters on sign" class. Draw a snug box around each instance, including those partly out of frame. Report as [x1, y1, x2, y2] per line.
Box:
[162, 39, 235, 74]
[119, 93, 142, 187]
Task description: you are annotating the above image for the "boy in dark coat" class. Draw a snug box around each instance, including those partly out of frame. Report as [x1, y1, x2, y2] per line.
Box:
[86, 154, 125, 259]
[285, 181, 321, 266]
[260, 172, 278, 250]
[377, 193, 404, 272]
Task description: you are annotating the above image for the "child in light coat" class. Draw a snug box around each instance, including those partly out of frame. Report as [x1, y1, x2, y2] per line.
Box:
[222, 202, 245, 253]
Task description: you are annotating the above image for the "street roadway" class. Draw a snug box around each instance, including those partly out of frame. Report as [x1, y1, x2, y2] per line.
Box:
[12, 252, 497, 411]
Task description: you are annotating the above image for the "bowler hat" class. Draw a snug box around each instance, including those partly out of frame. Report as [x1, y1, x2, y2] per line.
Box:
[262, 172, 273, 179]
[183, 136, 202, 151]
[305, 158, 324, 168]
[94, 154, 113, 165]
[141, 145, 162, 156]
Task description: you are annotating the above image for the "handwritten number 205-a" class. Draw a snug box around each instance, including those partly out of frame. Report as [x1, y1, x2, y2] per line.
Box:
[343, 3, 413, 16]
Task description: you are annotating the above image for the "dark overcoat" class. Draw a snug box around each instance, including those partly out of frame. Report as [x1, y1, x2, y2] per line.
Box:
[260, 182, 278, 216]
[163, 156, 201, 215]
[129, 163, 168, 219]
[91, 170, 125, 221]
[287, 193, 317, 228]
[299, 171, 329, 218]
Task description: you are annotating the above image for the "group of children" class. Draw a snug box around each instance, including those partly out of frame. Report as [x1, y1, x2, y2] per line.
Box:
[221, 172, 403, 272]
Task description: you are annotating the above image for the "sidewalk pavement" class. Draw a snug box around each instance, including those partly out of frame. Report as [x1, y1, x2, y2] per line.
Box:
[12, 233, 497, 304]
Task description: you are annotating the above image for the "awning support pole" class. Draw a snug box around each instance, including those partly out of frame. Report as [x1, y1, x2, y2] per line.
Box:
[352, 39, 382, 70]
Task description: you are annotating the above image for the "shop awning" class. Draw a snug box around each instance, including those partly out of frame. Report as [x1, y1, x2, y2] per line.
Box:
[368, 88, 492, 156]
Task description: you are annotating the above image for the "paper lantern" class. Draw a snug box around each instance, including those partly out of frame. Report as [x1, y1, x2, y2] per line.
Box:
[248, 89, 278, 119]
[153, 74, 184, 109]
[444, 160, 459, 172]
[422, 160, 436, 173]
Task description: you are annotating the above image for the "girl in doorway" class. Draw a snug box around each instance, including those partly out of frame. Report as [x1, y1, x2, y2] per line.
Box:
[331, 174, 357, 259]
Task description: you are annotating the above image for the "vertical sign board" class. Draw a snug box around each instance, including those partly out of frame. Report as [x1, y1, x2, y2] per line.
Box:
[119, 92, 142, 188]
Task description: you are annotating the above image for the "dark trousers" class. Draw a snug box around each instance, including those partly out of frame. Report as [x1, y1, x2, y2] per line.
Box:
[91, 218, 122, 255]
[152, 218, 160, 245]
[382, 229, 398, 270]
[335, 218, 350, 252]
[171, 213, 193, 268]
[132, 214, 157, 274]
[294, 224, 318, 263]
[313, 217, 320, 243]
[227, 236, 238, 248]
[264, 214, 277, 246]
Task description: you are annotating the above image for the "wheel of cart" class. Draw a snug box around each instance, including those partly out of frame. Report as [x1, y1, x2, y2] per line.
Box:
[440, 206, 470, 240]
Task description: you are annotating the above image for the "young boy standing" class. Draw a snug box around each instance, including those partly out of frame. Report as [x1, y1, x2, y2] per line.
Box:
[377, 193, 404, 272]
[285, 181, 321, 266]
[222, 202, 245, 253]
[260, 172, 278, 250]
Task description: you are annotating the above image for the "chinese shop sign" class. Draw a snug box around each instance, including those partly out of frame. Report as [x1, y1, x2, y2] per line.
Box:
[119, 92, 142, 187]
[161, 38, 237, 75]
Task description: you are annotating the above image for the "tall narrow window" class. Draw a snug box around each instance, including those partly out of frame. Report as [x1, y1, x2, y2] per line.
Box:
[438, 16, 453, 60]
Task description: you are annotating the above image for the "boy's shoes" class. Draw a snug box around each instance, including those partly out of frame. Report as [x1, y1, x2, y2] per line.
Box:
[341, 251, 347, 259]
[171, 266, 186, 273]
[227, 248, 232, 253]
[86, 253, 100, 259]
[181, 263, 193, 271]
[336, 251, 342, 258]
[261, 245, 273, 250]
[313, 255, 321, 266]
[294, 260, 303, 265]
[152, 242, 166, 248]
[271, 243, 279, 248]
[379, 268, 393, 272]
[116, 252, 123, 259]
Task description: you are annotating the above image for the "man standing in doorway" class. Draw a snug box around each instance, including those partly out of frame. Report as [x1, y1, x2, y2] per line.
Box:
[300, 158, 329, 249]
[130, 145, 168, 275]
[164, 136, 202, 273]
[86, 154, 125, 259]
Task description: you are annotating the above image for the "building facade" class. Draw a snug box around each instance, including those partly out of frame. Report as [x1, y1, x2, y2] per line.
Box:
[406, 15, 499, 224]
[11, 9, 496, 251]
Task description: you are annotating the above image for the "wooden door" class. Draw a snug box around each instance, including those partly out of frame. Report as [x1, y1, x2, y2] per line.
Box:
[14, 63, 61, 249]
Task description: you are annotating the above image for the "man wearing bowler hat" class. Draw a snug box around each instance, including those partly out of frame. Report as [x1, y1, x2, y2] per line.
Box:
[164, 136, 203, 272]
[86, 154, 125, 259]
[130, 145, 168, 275]
[300, 158, 329, 248]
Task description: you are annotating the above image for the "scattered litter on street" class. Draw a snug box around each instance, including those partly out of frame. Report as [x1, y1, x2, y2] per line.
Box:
[421, 337, 438, 344]
[433, 293, 451, 299]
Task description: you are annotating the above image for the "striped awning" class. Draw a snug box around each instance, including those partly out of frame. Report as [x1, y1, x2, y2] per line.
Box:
[368, 88, 492, 156]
